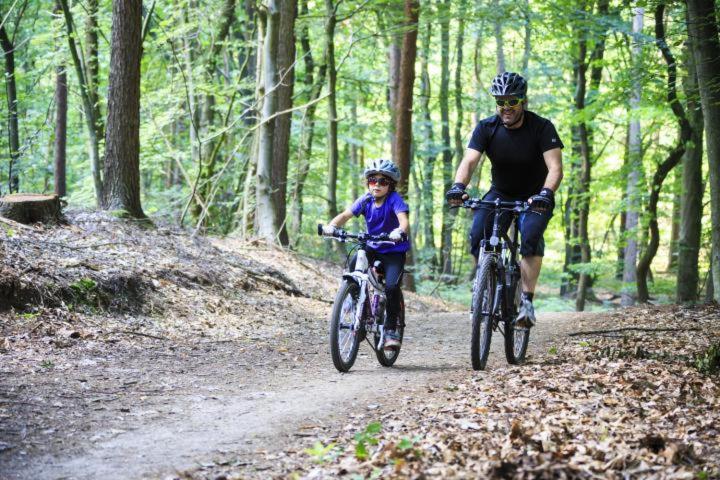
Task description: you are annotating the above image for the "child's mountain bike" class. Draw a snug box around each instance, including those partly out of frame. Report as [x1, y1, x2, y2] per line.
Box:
[318, 225, 405, 373]
[458, 198, 533, 370]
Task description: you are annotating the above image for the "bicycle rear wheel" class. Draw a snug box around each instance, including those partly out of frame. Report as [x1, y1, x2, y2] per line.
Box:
[329, 280, 362, 372]
[375, 290, 404, 367]
[471, 255, 496, 371]
[504, 278, 529, 364]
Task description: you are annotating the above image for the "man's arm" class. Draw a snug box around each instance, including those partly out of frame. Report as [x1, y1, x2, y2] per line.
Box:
[542, 147, 563, 191]
[454, 148, 484, 185]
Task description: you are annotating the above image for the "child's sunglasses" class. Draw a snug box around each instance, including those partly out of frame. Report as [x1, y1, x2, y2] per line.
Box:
[367, 176, 392, 187]
[495, 97, 524, 108]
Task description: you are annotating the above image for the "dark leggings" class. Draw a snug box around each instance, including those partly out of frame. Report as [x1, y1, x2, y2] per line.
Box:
[348, 250, 405, 330]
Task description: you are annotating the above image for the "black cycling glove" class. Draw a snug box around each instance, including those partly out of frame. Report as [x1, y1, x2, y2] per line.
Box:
[445, 182, 467, 203]
[530, 188, 555, 214]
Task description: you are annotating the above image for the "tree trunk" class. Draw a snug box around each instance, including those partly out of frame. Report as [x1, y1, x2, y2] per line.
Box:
[419, 21, 436, 254]
[102, 0, 144, 218]
[54, 65, 68, 197]
[58, 0, 103, 205]
[686, 0, 720, 302]
[256, 1, 281, 242]
[493, 0, 505, 74]
[576, 0, 609, 310]
[0, 26, 20, 193]
[0, 194, 63, 224]
[453, 0, 466, 178]
[394, 0, 419, 291]
[439, 0, 454, 275]
[677, 35, 704, 302]
[621, 7, 644, 307]
[290, 0, 327, 239]
[270, 0, 297, 246]
[192, 0, 237, 225]
[667, 168, 681, 271]
[325, 0, 339, 219]
[521, 0, 531, 77]
[85, 0, 104, 146]
[637, 4, 691, 303]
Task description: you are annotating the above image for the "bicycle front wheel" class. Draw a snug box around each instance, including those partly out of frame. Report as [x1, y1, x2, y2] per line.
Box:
[329, 280, 362, 372]
[504, 278, 529, 364]
[471, 254, 496, 371]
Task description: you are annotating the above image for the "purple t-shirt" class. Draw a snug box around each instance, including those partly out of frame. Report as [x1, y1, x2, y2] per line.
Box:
[350, 192, 410, 254]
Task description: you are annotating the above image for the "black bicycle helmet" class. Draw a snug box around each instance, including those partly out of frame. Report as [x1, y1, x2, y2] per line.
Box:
[489, 71, 528, 97]
[364, 159, 401, 182]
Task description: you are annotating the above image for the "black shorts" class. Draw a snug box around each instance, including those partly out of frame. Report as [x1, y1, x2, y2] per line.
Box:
[469, 189, 552, 258]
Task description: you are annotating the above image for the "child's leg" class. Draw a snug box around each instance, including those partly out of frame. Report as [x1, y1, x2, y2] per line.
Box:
[380, 252, 406, 331]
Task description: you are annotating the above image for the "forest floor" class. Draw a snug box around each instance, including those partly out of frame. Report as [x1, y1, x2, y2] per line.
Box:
[0, 211, 719, 479]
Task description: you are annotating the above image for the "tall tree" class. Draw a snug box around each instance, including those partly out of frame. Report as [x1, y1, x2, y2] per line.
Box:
[289, 0, 327, 239]
[394, 0, 420, 290]
[636, 3, 692, 303]
[439, 0, 454, 275]
[676, 26, 704, 302]
[418, 20, 436, 254]
[271, 0, 297, 245]
[58, 0, 104, 204]
[0, 24, 20, 192]
[53, 1, 68, 198]
[54, 65, 68, 197]
[576, 0, 609, 311]
[686, 0, 720, 302]
[493, 0, 505, 74]
[621, 6, 644, 307]
[325, 0, 339, 219]
[256, 0, 281, 242]
[101, 0, 144, 218]
[190, 0, 237, 227]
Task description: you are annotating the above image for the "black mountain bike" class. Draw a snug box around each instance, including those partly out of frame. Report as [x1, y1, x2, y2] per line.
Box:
[318, 225, 405, 373]
[459, 198, 532, 370]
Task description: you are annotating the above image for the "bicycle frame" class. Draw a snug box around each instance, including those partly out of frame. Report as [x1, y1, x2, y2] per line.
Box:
[469, 199, 527, 327]
[319, 225, 395, 343]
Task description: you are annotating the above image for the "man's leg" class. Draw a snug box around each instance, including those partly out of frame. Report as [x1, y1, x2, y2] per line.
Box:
[516, 210, 551, 327]
[520, 255, 543, 293]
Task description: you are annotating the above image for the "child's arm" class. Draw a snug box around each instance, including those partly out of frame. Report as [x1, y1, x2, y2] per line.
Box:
[389, 211, 410, 241]
[322, 209, 354, 235]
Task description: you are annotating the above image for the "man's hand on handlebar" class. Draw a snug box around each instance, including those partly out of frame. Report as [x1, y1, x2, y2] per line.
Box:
[528, 188, 555, 214]
[445, 182, 469, 207]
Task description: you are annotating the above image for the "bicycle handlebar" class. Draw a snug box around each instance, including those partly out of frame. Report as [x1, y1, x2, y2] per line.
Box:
[317, 224, 398, 244]
[456, 198, 530, 212]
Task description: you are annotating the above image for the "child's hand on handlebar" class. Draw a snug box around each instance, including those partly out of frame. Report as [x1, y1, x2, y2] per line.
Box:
[322, 224, 338, 237]
[388, 228, 406, 242]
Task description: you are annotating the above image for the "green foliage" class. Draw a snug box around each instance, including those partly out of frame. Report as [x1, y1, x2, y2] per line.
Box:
[694, 344, 720, 376]
[304, 441, 339, 464]
[1, 0, 708, 304]
[40, 359, 54, 369]
[354, 421, 382, 460]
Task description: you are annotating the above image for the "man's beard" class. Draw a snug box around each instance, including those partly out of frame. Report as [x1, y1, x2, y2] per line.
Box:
[501, 109, 524, 128]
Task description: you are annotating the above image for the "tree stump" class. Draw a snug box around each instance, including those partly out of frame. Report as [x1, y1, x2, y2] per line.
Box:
[0, 194, 64, 224]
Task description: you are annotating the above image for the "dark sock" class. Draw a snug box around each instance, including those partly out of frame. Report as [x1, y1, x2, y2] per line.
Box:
[522, 292, 534, 302]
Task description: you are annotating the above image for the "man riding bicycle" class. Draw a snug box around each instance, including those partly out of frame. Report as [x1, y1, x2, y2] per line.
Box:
[446, 71, 564, 328]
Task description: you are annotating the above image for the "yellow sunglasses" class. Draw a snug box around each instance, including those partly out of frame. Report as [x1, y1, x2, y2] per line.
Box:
[495, 97, 525, 108]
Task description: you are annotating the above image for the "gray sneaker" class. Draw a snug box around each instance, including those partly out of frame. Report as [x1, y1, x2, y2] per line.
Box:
[383, 329, 401, 350]
[515, 299, 536, 328]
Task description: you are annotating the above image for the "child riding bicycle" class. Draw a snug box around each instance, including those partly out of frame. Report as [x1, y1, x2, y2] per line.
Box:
[321, 159, 410, 350]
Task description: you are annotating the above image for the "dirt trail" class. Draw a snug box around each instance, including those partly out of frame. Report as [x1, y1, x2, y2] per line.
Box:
[3, 310, 598, 480]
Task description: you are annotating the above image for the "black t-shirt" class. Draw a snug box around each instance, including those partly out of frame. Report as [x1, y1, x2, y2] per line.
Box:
[467, 110, 564, 198]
